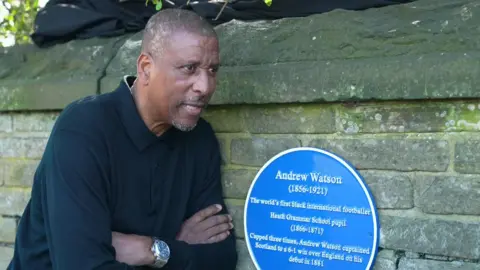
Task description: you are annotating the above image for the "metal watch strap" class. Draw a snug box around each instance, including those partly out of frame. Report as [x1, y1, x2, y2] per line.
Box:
[150, 237, 170, 268]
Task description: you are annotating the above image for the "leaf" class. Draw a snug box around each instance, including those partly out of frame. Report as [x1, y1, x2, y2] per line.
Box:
[156, 1, 163, 10]
[264, 0, 272, 7]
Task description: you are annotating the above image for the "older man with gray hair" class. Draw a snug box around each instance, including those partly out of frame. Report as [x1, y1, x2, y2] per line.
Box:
[9, 8, 238, 270]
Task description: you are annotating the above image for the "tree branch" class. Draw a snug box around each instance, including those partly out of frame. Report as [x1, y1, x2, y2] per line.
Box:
[214, 0, 228, 21]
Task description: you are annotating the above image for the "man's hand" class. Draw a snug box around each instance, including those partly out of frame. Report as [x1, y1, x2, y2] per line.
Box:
[111, 232, 155, 266]
[177, 204, 233, 244]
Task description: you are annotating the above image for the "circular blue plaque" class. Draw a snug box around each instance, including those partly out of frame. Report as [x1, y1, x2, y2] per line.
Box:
[244, 147, 380, 270]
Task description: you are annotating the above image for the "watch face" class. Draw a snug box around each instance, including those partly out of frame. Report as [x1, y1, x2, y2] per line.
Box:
[155, 240, 170, 261]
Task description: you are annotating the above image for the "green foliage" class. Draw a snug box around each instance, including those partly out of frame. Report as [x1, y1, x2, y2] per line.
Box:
[146, 0, 163, 11]
[0, 0, 40, 46]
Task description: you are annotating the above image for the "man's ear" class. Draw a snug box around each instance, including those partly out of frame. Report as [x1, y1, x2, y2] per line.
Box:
[136, 52, 153, 84]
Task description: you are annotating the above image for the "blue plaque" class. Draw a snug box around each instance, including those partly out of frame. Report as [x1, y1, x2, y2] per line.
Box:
[244, 147, 380, 269]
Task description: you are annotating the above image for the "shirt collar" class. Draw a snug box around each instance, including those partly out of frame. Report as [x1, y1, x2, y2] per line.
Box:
[114, 75, 177, 151]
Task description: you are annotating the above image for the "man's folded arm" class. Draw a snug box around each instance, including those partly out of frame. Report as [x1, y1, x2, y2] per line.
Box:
[163, 130, 238, 270]
[43, 128, 133, 270]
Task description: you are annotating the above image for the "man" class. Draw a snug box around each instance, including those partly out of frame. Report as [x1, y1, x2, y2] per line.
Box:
[8, 9, 238, 270]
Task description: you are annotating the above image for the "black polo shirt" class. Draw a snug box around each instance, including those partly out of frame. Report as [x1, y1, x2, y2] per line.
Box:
[8, 76, 238, 270]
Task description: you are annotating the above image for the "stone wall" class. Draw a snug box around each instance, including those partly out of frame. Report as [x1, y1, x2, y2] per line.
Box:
[1, 0, 480, 269]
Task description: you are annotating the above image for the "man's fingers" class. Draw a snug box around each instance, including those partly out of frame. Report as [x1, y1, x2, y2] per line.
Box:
[203, 221, 233, 239]
[195, 214, 231, 233]
[204, 230, 231, 244]
[184, 204, 222, 227]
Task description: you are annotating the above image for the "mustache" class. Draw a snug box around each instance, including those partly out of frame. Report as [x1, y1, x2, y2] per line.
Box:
[179, 97, 210, 108]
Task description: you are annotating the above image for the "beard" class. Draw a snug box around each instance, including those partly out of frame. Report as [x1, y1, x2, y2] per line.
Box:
[172, 119, 197, 132]
[171, 96, 210, 132]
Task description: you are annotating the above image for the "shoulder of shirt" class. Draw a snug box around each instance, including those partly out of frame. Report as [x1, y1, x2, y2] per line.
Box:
[52, 92, 115, 134]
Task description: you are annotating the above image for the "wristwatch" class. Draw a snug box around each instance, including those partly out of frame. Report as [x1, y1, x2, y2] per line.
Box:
[150, 237, 170, 268]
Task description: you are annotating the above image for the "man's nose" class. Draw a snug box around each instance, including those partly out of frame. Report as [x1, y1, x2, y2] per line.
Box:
[192, 70, 212, 95]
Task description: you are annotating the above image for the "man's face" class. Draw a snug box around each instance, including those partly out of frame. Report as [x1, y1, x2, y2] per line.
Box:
[146, 31, 220, 132]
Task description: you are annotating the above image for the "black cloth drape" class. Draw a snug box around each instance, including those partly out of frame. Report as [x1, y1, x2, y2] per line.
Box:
[31, 0, 415, 48]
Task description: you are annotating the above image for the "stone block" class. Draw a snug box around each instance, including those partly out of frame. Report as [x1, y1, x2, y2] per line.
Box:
[0, 246, 13, 269]
[0, 36, 127, 111]
[337, 103, 452, 134]
[445, 103, 480, 132]
[398, 258, 480, 270]
[0, 114, 12, 132]
[0, 137, 48, 159]
[100, 0, 480, 105]
[455, 140, 480, 174]
[244, 105, 335, 134]
[225, 199, 245, 239]
[0, 217, 16, 243]
[414, 174, 480, 215]
[0, 187, 30, 216]
[203, 107, 246, 133]
[100, 33, 142, 93]
[211, 52, 480, 105]
[222, 168, 259, 199]
[236, 240, 256, 270]
[405, 251, 420, 259]
[231, 137, 301, 166]
[360, 171, 413, 209]
[308, 137, 449, 172]
[373, 258, 396, 270]
[380, 215, 480, 260]
[373, 249, 397, 270]
[0, 159, 40, 187]
[217, 137, 229, 165]
[13, 112, 59, 132]
[215, 0, 479, 66]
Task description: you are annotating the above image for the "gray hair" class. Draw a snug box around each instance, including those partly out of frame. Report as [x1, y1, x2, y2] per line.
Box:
[141, 9, 217, 58]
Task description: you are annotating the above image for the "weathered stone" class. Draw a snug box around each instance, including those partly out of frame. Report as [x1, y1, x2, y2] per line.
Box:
[455, 140, 480, 174]
[13, 112, 59, 132]
[0, 36, 128, 111]
[0, 187, 30, 216]
[308, 138, 449, 172]
[236, 240, 255, 270]
[360, 171, 413, 209]
[373, 258, 396, 270]
[211, 52, 480, 105]
[0, 114, 12, 132]
[244, 105, 335, 134]
[100, 0, 480, 105]
[225, 199, 245, 239]
[100, 33, 142, 93]
[217, 137, 229, 164]
[0, 246, 13, 269]
[0, 217, 16, 243]
[373, 250, 397, 270]
[380, 215, 480, 260]
[0, 159, 40, 187]
[445, 103, 480, 132]
[222, 168, 258, 199]
[414, 174, 480, 215]
[215, 0, 480, 66]
[338, 103, 453, 134]
[424, 254, 450, 261]
[0, 137, 48, 159]
[405, 251, 421, 259]
[231, 137, 301, 166]
[398, 258, 480, 270]
[203, 108, 246, 133]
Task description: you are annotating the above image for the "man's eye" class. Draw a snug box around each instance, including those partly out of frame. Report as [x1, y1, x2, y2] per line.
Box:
[183, 64, 195, 72]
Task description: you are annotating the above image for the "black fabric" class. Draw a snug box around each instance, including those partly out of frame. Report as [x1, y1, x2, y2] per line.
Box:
[8, 77, 237, 270]
[31, 0, 416, 48]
